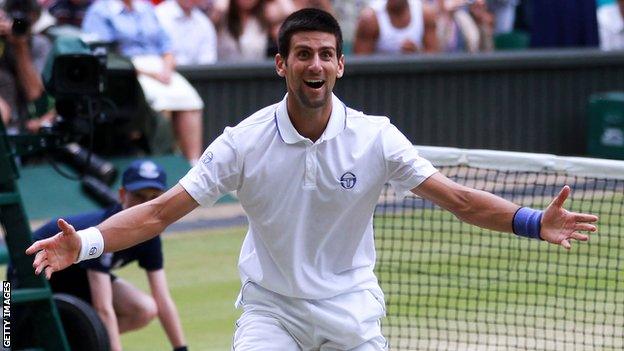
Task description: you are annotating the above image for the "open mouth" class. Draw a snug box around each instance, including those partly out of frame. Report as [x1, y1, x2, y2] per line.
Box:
[304, 79, 325, 89]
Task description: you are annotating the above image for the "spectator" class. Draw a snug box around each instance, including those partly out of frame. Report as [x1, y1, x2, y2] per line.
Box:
[434, 0, 493, 53]
[598, 0, 624, 50]
[353, 0, 438, 55]
[45, 0, 94, 27]
[0, 0, 53, 134]
[156, 0, 218, 65]
[9, 160, 188, 351]
[82, 0, 205, 165]
[217, 0, 269, 61]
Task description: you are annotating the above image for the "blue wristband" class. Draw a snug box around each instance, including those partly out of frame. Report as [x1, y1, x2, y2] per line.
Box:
[512, 207, 543, 240]
[173, 347, 188, 351]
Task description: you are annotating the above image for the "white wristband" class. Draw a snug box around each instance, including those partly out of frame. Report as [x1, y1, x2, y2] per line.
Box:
[75, 227, 104, 263]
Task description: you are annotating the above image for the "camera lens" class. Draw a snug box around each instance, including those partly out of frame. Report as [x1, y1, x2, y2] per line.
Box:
[59, 143, 119, 185]
[81, 175, 119, 207]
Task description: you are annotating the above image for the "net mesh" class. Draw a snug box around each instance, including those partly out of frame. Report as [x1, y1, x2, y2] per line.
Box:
[374, 148, 623, 351]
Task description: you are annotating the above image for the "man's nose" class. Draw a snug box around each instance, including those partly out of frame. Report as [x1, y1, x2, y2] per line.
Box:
[308, 54, 322, 73]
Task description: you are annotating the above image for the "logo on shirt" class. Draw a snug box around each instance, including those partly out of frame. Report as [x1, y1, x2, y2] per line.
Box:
[88, 246, 98, 256]
[201, 151, 214, 165]
[340, 172, 357, 189]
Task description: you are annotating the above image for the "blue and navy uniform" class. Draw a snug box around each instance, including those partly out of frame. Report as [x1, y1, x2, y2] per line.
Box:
[27, 204, 163, 304]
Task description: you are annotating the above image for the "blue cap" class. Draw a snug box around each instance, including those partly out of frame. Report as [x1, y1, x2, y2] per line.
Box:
[122, 160, 167, 192]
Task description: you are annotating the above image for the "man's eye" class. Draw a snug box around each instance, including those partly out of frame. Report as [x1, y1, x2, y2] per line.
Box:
[297, 51, 310, 59]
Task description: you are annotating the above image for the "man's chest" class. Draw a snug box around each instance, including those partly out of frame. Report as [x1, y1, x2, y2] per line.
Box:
[238, 139, 387, 211]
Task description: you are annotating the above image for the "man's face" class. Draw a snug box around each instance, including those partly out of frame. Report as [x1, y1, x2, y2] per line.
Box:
[120, 188, 163, 209]
[276, 31, 344, 110]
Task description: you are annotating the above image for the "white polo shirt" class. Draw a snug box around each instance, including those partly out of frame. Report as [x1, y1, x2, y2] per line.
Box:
[180, 94, 437, 299]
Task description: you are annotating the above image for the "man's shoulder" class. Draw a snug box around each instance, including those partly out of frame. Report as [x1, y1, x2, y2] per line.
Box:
[345, 107, 391, 128]
[226, 102, 280, 137]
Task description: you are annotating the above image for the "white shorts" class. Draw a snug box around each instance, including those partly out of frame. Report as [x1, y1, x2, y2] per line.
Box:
[232, 282, 388, 351]
[132, 55, 204, 112]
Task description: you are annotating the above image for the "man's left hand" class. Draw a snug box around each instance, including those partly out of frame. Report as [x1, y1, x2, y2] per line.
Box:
[540, 185, 599, 249]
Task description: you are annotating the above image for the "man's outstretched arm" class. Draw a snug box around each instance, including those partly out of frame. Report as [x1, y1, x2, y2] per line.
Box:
[27, 184, 199, 278]
[412, 172, 598, 249]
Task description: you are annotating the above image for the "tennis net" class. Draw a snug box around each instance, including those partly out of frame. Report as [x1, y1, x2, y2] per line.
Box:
[374, 146, 624, 351]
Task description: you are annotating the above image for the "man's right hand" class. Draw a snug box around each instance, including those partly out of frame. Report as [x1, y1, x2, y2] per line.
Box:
[25, 219, 82, 279]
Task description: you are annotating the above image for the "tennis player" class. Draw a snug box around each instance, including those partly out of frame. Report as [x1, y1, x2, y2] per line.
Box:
[27, 9, 598, 350]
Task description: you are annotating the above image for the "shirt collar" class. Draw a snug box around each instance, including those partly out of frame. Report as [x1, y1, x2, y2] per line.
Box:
[275, 93, 347, 145]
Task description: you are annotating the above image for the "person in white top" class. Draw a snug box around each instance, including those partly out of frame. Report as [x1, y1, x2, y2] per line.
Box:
[28, 8, 598, 350]
[354, 0, 439, 54]
[217, 0, 269, 61]
[156, 0, 218, 65]
[598, 0, 624, 51]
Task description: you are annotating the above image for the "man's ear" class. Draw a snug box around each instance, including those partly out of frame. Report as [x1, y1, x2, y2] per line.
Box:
[336, 54, 345, 79]
[118, 188, 126, 202]
[275, 53, 286, 77]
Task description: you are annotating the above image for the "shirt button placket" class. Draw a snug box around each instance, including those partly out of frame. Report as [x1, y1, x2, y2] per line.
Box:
[304, 144, 317, 189]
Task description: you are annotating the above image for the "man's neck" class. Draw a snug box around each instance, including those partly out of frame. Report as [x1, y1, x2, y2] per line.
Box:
[286, 97, 333, 143]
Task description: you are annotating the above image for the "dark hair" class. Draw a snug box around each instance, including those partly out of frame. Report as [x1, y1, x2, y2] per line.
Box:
[226, 0, 267, 40]
[277, 8, 343, 59]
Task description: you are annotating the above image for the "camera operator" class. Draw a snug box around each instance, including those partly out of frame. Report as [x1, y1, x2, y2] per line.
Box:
[0, 0, 53, 134]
